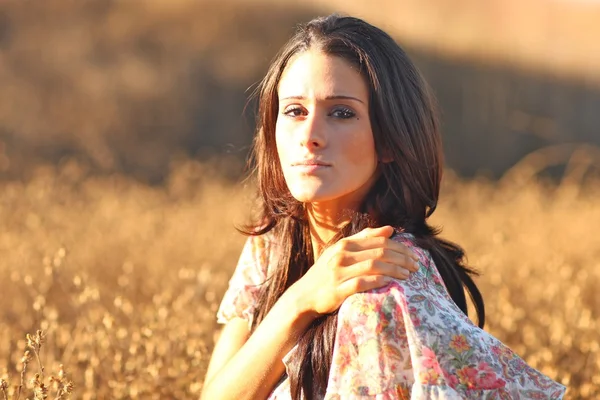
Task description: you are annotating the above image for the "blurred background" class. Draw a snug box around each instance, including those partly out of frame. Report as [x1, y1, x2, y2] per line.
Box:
[0, 0, 598, 398]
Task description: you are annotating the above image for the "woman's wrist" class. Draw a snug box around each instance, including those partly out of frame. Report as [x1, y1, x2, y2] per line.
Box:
[282, 281, 319, 326]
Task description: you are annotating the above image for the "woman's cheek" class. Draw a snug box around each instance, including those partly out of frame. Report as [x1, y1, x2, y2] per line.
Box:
[340, 125, 377, 167]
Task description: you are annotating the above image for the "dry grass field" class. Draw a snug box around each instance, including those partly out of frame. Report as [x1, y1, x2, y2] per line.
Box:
[0, 160, 598, 399]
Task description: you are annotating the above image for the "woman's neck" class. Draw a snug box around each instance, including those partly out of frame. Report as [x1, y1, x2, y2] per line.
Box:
[306, 203, 353, 258]
[304, 173, 378, 258]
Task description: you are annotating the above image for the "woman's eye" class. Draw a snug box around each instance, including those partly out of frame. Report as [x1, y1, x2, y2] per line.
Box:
[331, 108, 355, 119]
[283, 107, 305, 117]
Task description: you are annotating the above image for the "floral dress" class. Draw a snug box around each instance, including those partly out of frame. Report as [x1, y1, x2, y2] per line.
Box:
[216, 233, 566, 399]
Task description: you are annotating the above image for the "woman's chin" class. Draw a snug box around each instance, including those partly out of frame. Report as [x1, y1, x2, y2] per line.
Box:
[291, 194, 320, 203]
[289, 189, 333, 204]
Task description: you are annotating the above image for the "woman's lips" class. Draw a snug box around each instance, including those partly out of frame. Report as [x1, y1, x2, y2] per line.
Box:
[293, 164, 330, 173]
[291, 161, 331, 173]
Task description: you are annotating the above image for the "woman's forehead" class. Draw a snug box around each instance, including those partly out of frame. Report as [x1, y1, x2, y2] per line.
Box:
[277, 50, 368, 102]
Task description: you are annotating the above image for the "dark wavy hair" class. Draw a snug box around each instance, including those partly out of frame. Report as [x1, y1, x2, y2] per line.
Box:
[242, 14, 485, 400]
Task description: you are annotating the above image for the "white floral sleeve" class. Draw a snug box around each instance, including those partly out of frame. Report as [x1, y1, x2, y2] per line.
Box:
[266, 233, 566, 399]
[320, 233, 567, 399]
[216, 234, 271, 328]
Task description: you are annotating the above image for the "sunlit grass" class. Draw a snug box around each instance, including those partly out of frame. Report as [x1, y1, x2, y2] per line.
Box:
[0, 160, 597, 398]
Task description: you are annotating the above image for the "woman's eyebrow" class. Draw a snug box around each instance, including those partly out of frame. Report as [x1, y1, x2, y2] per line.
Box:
[279, 95, 365, 104]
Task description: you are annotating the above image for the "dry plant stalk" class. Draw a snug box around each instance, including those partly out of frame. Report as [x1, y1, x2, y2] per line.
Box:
[2, 330, 73, 400]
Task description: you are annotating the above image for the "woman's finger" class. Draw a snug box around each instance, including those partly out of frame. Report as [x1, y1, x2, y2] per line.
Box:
[339, 247, 419, 272]
[337, 275, 394, 298]
[342, 259, 411, 282]
[352, 225, 394, 239]
[341, 236, 419, 263]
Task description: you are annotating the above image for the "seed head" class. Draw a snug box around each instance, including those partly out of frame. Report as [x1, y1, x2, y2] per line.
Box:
[22, 350, 31, 364]
[64, 381, 74, 394]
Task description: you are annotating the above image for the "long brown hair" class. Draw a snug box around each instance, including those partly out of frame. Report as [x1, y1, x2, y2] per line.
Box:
[243, 14, 485, 399]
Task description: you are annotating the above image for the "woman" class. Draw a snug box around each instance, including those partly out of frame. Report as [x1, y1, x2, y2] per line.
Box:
[201, 14, 566, 399]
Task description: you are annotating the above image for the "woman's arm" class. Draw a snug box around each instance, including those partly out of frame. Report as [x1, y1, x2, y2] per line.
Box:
[201, 286, 316, 400]
[202, 226, 419, 400]
[203, 318, 250, 386]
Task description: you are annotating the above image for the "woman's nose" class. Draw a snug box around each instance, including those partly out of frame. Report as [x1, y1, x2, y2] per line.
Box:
[299, 114, 326, 150]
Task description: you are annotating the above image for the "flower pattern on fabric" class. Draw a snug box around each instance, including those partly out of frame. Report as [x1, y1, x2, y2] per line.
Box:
[216, 233, 566, 399]
[216, 234, 271, 329]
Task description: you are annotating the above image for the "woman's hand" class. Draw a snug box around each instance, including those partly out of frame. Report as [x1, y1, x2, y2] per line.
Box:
[290, 225, 420, 316]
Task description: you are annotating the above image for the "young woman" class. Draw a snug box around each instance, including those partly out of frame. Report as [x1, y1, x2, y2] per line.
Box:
[201, 14, 566, 400]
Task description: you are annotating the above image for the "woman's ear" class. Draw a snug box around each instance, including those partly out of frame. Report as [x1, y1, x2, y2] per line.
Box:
[379, 153, 394, 163]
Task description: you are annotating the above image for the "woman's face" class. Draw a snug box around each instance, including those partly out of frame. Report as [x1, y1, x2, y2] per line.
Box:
[275, 49, 378, 211]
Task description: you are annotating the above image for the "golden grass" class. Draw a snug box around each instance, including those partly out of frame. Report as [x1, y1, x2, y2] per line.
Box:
[0, 160, 598, 398]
